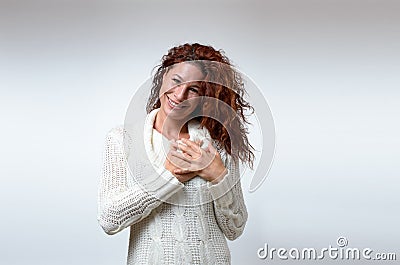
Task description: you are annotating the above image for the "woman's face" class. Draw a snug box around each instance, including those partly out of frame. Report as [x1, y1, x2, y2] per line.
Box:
[159, 62, 204, 121]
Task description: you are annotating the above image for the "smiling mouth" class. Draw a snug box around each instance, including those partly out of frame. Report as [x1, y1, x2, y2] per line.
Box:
[167, 96, 185, 109]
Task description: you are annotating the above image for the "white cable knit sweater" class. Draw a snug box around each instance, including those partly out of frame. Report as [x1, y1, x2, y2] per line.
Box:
[98, 109, 248, 264]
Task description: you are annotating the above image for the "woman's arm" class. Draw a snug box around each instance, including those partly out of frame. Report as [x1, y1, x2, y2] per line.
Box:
[207, 153, 248, 241]
[97, 127, 184, 235]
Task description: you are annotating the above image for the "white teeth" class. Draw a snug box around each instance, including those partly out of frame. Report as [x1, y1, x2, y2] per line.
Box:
[168, 97, 181, 108]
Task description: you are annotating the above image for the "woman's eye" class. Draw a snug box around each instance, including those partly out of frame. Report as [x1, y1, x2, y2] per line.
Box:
[189, 87, 199, 93]
[172, 78, 181, 84]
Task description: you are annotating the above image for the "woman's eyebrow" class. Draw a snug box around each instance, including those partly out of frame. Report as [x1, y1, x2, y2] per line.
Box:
[173, 74, 202, 84]
[173, 74, 184, 81]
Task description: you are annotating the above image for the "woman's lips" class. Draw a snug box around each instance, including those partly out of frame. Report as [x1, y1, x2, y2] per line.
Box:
[167, 96, 185, 109]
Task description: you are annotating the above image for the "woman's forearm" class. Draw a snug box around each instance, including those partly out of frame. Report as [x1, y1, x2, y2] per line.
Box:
[208, 155, 248, 240]
[97, 127, 183, 235]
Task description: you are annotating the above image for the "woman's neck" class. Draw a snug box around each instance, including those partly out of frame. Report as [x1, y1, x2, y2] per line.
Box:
[153, 112, 189, 140]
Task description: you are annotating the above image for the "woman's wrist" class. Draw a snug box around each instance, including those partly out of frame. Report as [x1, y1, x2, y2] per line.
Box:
[200, 163, 227, 184]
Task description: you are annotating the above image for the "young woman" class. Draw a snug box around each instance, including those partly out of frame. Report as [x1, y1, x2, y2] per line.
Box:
[98, 43, 255, 264]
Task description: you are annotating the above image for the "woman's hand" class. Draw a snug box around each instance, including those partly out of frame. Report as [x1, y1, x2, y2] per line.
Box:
[164, 151, 198, 183]
[168, 138, 227, 184]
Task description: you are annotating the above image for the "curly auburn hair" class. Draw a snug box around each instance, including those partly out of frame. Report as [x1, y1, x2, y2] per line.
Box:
[146, 43, 255, 168]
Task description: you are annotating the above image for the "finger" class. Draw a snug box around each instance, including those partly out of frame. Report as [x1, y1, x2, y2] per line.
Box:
[176, 141, 200, 157]
[181, 138, 202, 154]
[174, 172, 196, 183]
[169, 153, 193, 171]
[168, 151, 187, 166]
[170, 159, 190, 170]
[169, 140, 179, 150]
[174, 168, 192, 175]
[170, 149, 192, 162]
[166, 152, 174, 162]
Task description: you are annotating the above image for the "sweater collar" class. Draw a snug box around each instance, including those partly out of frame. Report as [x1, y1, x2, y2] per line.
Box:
[143, 108, 209, 160]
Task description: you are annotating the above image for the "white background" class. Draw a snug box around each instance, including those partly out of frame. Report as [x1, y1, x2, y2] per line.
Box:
[1, 0, 399, 264]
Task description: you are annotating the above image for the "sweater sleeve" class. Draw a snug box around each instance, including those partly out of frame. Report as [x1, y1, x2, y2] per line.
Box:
[207, 152, 248, 241]
[97, 127, 184, 235]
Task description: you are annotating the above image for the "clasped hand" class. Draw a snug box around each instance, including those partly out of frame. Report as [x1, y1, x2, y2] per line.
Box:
[164, 138, 227, 184]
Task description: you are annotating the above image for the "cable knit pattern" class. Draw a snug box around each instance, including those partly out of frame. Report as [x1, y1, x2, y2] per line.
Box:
[98, 109, 248, 264]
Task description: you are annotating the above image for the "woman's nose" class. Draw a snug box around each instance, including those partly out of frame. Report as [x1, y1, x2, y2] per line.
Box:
[173, 85, 187, 101]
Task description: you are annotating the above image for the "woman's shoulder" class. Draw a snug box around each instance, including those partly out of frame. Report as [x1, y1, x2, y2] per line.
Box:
[105, 125, 134, 146]
[106, 125, 124, 139]
[104, 125, 136, 157]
